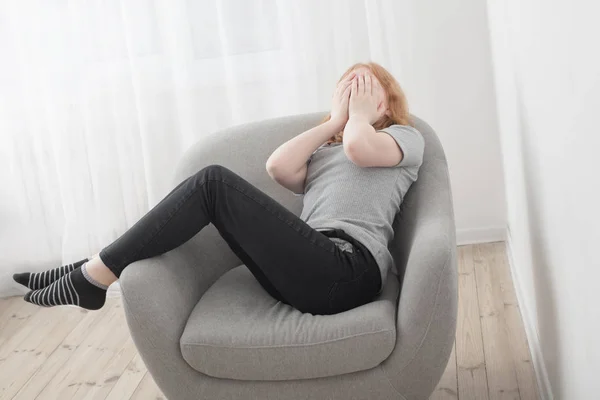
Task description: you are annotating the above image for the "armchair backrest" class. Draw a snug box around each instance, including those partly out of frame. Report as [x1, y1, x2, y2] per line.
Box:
[173, 112, 326, 218]
[389, 116, 457, 280]
[172, 112, 456, 282]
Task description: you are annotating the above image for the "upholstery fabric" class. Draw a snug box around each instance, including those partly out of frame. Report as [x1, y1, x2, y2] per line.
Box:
[180, 266, 399, 380]
[119, 112, 458, 400]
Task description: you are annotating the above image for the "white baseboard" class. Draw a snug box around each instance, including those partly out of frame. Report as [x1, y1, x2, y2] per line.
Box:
[456, 226, 506, 245]
[505, 231, 553, 400]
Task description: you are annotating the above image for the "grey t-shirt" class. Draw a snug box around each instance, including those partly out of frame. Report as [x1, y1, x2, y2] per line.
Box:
[294, 124, 425, 293]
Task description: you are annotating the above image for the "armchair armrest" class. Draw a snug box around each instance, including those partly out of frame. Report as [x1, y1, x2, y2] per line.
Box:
[379, 116, 459, 399]
[119, 229, 241, 397]
[380, 219, 458, 399]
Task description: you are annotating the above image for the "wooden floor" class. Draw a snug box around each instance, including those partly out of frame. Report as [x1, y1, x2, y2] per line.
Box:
[0, 243, 540, 400]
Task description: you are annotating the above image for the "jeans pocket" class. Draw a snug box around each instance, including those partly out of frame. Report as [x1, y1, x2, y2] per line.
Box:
[327, 268, 374, 314]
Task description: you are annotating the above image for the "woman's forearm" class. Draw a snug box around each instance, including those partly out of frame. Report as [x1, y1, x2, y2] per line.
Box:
[342, 115, 377, 156]
[266, 119, 345, 175]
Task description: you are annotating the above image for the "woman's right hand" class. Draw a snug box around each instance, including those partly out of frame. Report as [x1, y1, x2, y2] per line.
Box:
[329, 72, 356, 127]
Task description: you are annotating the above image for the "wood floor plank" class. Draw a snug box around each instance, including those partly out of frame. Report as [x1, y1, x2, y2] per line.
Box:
[0, 296, 20, 319]
[493, 243, 540, 400]
[473, 243, 520, 400]
[0, 299, 40, 353]
[0, 243, 542, 400]
[430, 341, 458, 400]
[0, 304, 86, 399]
[12, 306, 108, 400]
[34, 299, 124, 400]
[129, 371, 165, 400]
[79, 335, 138, 400]
[58, 299, 132, 400]
[65, 299, 133, 399]
[104, 352, 148, 400]
[79, 296, 142, 399]
[455, 246, 490, 400]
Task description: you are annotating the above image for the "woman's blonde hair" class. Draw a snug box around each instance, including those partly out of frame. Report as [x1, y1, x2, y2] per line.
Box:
[322, 62, 412, 144]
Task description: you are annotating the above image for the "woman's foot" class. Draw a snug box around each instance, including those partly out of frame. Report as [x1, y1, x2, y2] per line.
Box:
[13, 258, 89, 290]
[24, 262, 108, 310]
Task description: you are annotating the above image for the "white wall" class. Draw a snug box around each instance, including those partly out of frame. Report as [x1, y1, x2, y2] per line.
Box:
[486, 0, 600, 398]
[403, 0, 507, 244]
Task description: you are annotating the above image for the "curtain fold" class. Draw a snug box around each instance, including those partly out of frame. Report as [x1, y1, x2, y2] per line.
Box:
[1, 0, 510, 297]
[0, 0, 417, 296]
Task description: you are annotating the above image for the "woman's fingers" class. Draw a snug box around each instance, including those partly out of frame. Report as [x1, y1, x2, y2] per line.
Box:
[365, 74, 372, 95]
[343, 76, 354, 90]
[351, 75, 358, 96]
[336, 73, 355, 95]
[343, 81, 352, 95]
[341, 80, 352, 97]
[336, 79, 346, 94]
[357, 74, 364, 95]
[342, 84, 352, 104]
[339, 72, 355, 88]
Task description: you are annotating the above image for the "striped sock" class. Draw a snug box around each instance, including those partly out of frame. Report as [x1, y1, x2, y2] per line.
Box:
[24, 262, 107, 310]
[13, 258, 89, 290]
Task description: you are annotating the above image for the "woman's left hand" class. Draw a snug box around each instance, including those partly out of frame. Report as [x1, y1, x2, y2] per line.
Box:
[348, 74, 386, 125]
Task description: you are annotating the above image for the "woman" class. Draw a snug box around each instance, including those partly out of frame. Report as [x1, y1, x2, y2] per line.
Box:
[13, 62, 425, 315]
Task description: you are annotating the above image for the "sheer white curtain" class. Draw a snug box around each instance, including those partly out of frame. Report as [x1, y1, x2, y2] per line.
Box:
[0, 0, 418, 296]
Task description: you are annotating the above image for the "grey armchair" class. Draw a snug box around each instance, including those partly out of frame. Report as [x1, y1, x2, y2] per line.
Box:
[119, 112, 458, 400]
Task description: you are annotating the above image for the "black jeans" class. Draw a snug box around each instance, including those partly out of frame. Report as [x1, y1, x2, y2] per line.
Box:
[99, 164, 382, 315]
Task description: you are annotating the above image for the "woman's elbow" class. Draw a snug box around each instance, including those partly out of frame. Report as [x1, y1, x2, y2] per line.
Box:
[343, 143, 368, 167]
[266, 159, 289, 179]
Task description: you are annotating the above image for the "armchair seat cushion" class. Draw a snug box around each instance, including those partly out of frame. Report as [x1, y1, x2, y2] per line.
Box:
[180, 265, 399, 381]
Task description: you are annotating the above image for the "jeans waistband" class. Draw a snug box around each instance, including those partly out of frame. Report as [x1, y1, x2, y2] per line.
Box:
[320, 229, 376, 265]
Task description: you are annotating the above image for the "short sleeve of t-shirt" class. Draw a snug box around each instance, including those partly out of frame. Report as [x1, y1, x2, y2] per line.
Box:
[379, 125, 425, 168]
